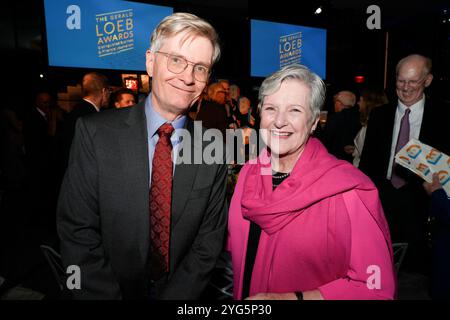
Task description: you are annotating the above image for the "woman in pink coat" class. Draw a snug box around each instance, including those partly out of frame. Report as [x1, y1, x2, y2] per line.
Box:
[227, 64, 396, 300]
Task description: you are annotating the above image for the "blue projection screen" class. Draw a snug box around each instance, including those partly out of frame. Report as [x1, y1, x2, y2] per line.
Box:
[44, 0, 173, 71]
[251, 19, 327, 79]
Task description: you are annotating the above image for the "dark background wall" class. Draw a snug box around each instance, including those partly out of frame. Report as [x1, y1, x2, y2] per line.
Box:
[1, 0, 449, 111]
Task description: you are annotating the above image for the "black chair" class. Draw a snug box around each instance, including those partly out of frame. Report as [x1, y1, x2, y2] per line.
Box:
[39, 245, 66, 292]
[392, 242, 409, 274]
[206, 252, 233, 300]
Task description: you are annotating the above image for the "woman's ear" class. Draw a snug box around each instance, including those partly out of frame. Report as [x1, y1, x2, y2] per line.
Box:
[310, 117, 319, 134]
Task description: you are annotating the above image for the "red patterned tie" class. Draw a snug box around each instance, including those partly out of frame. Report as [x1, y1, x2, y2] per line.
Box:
[150, 123, 174, 277]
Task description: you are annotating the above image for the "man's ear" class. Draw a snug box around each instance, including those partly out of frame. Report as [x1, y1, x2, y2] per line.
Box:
[146, 50, 155, 77]
[424, 74, 433, 88]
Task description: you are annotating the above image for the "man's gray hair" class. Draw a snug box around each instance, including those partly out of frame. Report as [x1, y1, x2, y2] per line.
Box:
[150, 12, 221, 65]
[258, 64, 326, 125]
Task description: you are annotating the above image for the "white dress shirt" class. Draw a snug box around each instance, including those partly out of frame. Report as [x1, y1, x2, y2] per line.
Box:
[386, 96, 425, 179]
[36, 107, 47, 120]
[83, 98, 100, 112]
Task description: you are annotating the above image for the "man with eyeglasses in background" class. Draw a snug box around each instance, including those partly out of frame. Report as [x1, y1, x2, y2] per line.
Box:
[360, 54, 450, 281]
[57, 13, 228, 299]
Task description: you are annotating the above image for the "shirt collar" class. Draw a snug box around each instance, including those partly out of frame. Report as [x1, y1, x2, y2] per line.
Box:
[83, 98, 100, 112]
[36, 107, 46, 118]
[144, 94, 186, 139]
[397, 95, 425, 115]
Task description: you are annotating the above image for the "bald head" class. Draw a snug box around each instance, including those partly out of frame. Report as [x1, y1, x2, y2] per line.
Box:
[35, 92, 52, 115]
[82, 72, 109, 97]
[395, 54, 433, 107]
[334, 90, 356, 112]
[81, 72, 110, 109]
[396, 54, 432, 78]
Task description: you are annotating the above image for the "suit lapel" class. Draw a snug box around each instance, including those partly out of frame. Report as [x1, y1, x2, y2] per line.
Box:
[171, 118, 201, 227]
[382, 104, 397, 166]
[385, 103, 397, 145]
[119, 101, 150, 264]
[418, 98, 433, 142]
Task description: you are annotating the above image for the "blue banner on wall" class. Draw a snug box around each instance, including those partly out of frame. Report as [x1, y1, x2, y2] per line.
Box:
[44, 0, 173, 71]
[251, 19, 327, 79]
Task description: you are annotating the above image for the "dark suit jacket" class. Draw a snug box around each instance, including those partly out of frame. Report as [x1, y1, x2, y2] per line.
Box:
[57, 100, 228, 299]
[322, 106, 361, 163]
[56, 100, 98, 175]
[359, 98, 449, 188]
[359, 98, 449, 270]
[430, 189, 450, 299]
[23, 107, 50, 169]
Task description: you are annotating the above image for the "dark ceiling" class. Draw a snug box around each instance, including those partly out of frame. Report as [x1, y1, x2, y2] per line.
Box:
[1, 0, 449, 102]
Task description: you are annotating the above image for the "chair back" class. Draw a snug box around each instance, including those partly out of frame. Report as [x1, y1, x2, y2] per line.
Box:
[40, 245, 66, 291]
[392, 242, 408, 273]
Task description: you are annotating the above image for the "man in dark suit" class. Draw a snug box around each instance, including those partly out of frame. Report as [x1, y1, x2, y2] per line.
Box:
[56, 72, 110, 176]
[423, 173, 450, 299]
[23, 92, 54, 229]
[57, 12, 228, 299]
[23, 92, 51, 173]
[322, 90, 361, 163]
[359, 54, 449, 274]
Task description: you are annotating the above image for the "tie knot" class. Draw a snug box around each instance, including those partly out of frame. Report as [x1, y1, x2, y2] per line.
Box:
[404, 108, 411, 116]
[157, 123, 174, 137]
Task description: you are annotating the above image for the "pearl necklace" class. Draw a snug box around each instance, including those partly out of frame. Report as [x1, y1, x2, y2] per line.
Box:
[272, 172, 290, 179]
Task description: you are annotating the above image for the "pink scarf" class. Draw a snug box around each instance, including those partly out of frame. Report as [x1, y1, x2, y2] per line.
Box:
[242, 138, 391, 237]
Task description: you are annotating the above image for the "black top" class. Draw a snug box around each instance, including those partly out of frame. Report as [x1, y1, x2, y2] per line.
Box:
[241, 171, 290, 298]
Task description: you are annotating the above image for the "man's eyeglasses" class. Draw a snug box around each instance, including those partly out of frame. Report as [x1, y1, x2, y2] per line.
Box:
[396, 76, 427, 88]
[155, 51, 210, 82]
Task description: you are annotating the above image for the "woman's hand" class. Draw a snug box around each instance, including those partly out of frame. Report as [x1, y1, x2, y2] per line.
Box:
[245, 290, 324, 300]
[423, 172, 442, 196]
[245, 292, 297, 300]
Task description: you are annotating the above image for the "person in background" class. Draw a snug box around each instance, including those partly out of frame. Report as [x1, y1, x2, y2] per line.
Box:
[352, 88, 388, 167]
[322, 90, 360, 163]
[359, 54, 450, 274]
[423, 173, 450, 300]
[218, 79, 238, 129]
[230, 84, 241, 107]
[56, 72, 110, 176]
[196, 82, 229, 137]
[333, 91, 357, 113]
[22, 91, 56, 240]
[234, 96, 255, 128]
[23, 91, 51, 171]
[0, 101, 26, 190]
[188, 90, 207, 120]
[111, 87, 136, 109]
[228, 64, 395, 300]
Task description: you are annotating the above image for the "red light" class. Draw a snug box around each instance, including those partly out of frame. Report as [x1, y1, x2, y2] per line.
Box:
[355, 76, 365, 83]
